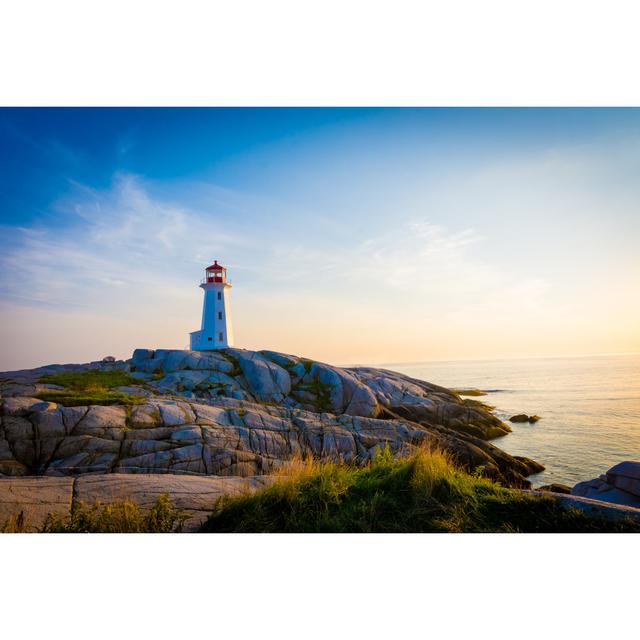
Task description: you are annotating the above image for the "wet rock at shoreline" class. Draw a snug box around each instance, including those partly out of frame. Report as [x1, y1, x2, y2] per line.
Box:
[509, 414, 540, 424]
[537, 483, 571, 494]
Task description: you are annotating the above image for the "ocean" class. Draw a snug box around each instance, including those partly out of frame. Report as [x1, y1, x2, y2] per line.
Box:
[387, 354, 640, 488]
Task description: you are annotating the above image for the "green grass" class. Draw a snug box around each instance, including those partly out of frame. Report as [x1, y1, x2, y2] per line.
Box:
[36, 369, 144, 406]
[293, 378, 333, 412]
[35, 391, 143, 406]
[39, 369, 140, 389]
[219, 351, 242, 377]
[199, 448, 640, 533]
[300, 358, 314, 374]
[451, 388, 487, 397]
[39, 495, 189, 533]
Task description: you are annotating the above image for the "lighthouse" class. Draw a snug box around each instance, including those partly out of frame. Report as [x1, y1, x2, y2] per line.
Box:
[189, 260, 235, 350]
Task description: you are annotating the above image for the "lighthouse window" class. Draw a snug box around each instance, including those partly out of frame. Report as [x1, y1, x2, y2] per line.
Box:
[219, 332, 223, 341]
[218, 311, 222, 320]
[208, 337, 212, 342]
[217, 292, 222, 300]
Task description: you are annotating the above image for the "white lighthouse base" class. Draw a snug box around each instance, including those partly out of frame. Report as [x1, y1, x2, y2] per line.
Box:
[189, 330, 230, 351]
[189, 331, 218, 351]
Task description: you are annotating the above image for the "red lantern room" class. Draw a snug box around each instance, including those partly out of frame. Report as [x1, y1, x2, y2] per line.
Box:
[204, 260, 227, 284]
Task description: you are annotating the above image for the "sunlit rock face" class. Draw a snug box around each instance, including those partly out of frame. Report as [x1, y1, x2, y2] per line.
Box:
[0, 349, 543, 487]
[0, 474, 274, 532]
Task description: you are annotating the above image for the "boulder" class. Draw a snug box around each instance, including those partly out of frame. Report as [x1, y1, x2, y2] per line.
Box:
[572, 462, 640, 508]
[605, 461, 640, 497]
[233, 350, 291, 402]
[131, 348, 155, 365]
[572, 478, 640, 509]
[509, 414, 540, 423]
[537, 483, 571, 494]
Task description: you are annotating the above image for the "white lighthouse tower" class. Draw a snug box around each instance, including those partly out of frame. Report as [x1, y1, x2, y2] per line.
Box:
[189, 260, 235, 350]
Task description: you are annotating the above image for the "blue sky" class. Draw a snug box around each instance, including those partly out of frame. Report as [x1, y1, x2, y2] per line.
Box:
[1, 108, 639, 369]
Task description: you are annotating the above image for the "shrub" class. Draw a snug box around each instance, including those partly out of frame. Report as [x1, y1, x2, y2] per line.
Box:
[40, 495, 189, 533]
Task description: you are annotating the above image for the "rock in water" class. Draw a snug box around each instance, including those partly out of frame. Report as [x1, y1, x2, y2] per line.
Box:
[0, 347, 545, 488]
[509, 414, 540, 423]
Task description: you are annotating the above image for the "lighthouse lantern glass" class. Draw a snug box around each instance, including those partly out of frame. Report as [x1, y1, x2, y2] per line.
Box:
[206, 267, 226, 283]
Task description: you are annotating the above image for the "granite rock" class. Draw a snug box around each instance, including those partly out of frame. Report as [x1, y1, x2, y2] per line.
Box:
[0, 473, 273, 532]
[572, 461, 640, 508]
[0, 348, 544, 487]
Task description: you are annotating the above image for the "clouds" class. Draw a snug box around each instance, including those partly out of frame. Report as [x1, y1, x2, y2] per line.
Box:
[1, 108, 639, 369]
[0, 168, 555, 318]
[0, 174, 248, 311]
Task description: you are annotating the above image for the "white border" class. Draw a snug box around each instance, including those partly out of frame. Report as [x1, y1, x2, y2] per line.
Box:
[1, 1, 639, 637]
[1, 1, 640, 106]
[1, 533, 638, 639]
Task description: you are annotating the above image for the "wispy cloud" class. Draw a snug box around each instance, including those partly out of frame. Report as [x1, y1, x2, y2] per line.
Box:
[0, 173, 249, 310]
[0, 172, 553, 330]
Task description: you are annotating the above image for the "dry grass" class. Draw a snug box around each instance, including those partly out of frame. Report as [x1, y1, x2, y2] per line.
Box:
[40, 495, 189, 533]
[2, 495, 189, 533]
[1, 511, 28, 533]
[200, 446, 640, 533]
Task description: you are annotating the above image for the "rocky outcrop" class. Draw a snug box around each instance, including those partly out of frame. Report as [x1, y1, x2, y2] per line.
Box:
[0, 393, 542, 487]
[509, 414, 540, 423]
[537, 483, 571, 494]
[0, 473, 273, 532]
[0, 348, 544, 487]
[572, 461, 640, 509]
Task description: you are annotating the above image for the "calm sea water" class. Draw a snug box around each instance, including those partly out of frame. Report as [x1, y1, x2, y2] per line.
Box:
[386, 354, 640, 488]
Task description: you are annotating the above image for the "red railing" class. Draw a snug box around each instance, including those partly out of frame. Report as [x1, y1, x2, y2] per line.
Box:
[201, 276, 231, 284]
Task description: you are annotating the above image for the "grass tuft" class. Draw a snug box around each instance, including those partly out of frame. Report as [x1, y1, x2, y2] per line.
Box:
[1, 511, 28, 533]
[200, 447, 640, 533]
[293, 378, 333, 412]
[39, 369, 140, 390]
[219, 351, 242, 377]
[39, 495, 189, 533]
[300, 358, 314, 374]
[37, 369, 143, 406]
